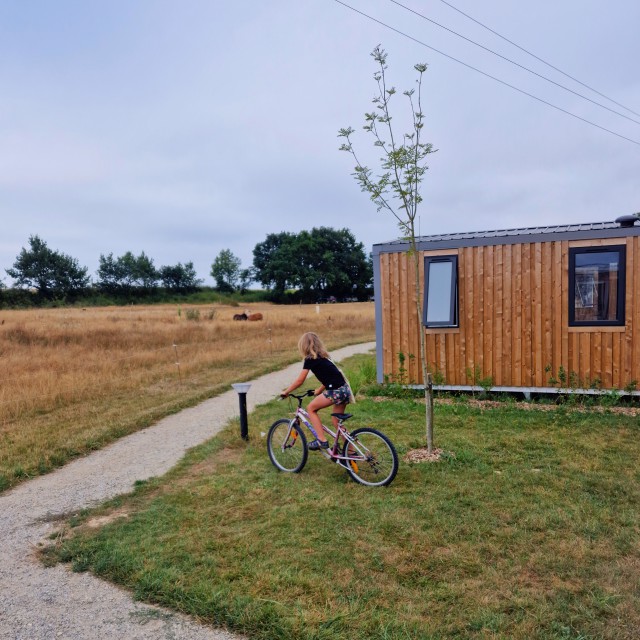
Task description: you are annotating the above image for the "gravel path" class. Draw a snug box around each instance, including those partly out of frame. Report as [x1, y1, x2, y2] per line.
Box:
[0, 342, 375, 640]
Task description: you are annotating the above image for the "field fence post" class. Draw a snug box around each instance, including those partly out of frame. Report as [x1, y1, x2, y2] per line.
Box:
[173, 343, 182, 385]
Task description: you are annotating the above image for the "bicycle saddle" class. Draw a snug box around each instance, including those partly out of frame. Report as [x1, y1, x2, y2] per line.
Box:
[331, 412, 353, 421]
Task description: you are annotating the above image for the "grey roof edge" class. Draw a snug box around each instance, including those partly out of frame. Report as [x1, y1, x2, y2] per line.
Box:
[372, 221, 640, 255]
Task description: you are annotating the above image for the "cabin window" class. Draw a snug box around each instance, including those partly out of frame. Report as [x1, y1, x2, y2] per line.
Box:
[423, 255, 458, 327]
[569, 245, 625, 326]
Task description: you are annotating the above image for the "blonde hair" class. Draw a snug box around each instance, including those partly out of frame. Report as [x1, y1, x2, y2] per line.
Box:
[298, 332, 329, 360]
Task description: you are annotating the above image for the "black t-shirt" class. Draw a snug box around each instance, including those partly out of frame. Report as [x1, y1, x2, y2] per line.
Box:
[303, 357, 346, 389]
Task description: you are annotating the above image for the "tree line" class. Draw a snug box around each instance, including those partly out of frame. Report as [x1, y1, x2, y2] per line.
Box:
[1, 227, 372, 306]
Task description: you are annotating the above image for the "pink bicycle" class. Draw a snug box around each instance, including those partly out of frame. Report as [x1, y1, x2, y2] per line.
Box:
[267, 390, 398, 487]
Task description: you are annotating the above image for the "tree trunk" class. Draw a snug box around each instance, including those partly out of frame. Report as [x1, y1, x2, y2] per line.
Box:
[412, 246, 434, 454]
[425, 373, 433, 452]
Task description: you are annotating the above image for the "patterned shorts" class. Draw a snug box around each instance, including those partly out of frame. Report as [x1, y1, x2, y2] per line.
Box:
[322, 384, 351, 405]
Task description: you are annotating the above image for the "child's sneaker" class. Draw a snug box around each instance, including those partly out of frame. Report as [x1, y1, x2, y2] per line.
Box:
[308, 439, 329, 451]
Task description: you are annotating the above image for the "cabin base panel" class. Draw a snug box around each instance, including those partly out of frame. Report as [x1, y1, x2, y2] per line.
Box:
[401, 384, 640, 398]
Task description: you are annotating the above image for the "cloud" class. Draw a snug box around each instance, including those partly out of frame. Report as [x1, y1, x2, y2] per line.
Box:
[1, 0, 639, 287]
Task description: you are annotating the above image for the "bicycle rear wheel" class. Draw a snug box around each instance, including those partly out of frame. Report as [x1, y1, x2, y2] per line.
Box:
[342, 427, 398, 487]
[267, 418, 308, 473]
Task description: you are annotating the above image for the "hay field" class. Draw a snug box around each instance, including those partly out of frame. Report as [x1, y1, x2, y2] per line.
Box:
[0, 302, 374, 491]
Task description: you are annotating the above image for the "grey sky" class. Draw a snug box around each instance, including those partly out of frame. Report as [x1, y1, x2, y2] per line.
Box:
[1, 0, 639, 285]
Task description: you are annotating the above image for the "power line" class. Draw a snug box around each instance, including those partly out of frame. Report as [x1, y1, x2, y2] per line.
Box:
[388, 0, 640, 127]
[434, 0, 640, 118]
[333, 0, 640, 147]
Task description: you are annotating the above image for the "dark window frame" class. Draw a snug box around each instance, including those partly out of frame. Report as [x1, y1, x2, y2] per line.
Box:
[423, 255, 459, 328]
[568, 245, 626, 327]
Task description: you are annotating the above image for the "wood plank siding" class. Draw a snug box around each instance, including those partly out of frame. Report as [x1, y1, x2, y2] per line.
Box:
[377, 236, 638, 390]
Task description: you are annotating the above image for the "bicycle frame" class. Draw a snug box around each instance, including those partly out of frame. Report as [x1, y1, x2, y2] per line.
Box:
[270, 390, 399, 486]
[288, 403, 368, 471]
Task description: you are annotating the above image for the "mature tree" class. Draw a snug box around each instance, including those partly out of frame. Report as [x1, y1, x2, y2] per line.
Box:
[96, 253, 127, 293]
[295, 227, 372, 300]
[132, 251, 157, 290]
[96, 251, 158, 293]
[118, 252, 139, 289]
[339, 46, 437, 452]
[210, 249, 242, 292]
[252, 232, 297, 295]
[158, 262, 202, 292]
[6, 235, 90, 299]
[238, 268, 253, 293]
[252, 228, 372, 301]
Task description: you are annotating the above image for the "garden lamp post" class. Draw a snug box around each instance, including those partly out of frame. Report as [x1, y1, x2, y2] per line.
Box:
[231, 383, 251, 440]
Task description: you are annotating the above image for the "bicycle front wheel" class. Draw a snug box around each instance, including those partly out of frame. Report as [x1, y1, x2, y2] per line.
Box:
[267, 419, 308, 473]
[342, 428, 399, 487]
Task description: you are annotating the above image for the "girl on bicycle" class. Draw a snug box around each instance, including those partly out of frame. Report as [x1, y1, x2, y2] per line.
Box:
[281, 332, 352, 450]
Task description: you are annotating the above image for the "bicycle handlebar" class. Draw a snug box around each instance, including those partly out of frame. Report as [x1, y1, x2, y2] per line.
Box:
[280, 389, 315, 404]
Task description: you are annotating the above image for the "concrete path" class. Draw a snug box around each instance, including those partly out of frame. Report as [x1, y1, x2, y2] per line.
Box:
[0, 343, 375, 640]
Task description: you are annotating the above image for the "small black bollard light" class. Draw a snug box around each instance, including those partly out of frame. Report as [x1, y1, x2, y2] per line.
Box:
[231, 383, 252, 440]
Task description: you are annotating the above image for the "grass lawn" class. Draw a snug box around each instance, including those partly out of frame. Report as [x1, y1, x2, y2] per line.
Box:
[47, 356, 640, 639]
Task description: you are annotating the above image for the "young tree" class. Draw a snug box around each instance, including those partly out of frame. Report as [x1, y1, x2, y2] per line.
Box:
[210, 249, 242, 292]
[6, 235, 90, 299]
[339, 46, 437, 452]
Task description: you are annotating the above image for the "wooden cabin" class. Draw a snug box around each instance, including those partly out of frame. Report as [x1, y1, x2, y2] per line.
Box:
[372, 216, 640, 394]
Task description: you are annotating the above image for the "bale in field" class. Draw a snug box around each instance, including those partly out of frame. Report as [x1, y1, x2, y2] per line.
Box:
[233, 313, 248, 321]
[247, 313, 263, 321]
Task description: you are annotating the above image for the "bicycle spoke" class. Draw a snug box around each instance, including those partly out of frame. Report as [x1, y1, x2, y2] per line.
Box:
[267, 419, 308, 473]
[342, 428, 398, 487]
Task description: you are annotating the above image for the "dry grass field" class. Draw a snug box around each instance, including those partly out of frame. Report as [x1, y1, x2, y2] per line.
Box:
[0, 302, 374, 491]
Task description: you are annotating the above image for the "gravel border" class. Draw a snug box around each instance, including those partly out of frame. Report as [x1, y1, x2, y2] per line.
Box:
[0, 342, 375, 640]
